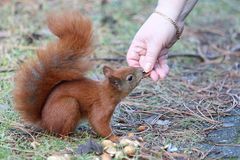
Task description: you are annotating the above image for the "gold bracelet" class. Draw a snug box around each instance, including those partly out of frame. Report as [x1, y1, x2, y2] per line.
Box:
[154, 11, 181, 39]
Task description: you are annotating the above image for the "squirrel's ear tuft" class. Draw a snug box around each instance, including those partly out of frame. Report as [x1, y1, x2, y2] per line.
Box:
[103, 66, 114, 78]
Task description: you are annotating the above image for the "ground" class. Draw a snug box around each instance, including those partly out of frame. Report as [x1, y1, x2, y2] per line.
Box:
[0, 0, 240, 160]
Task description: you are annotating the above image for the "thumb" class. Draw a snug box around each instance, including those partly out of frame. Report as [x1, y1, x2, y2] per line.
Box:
[143, 43, 161, 72]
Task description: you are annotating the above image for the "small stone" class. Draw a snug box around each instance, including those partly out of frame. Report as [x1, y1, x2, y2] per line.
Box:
[123, 145, 136, 157]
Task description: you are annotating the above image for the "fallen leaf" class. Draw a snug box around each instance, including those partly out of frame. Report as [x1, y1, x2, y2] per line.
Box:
[76, 139, 103, 155]
[137, 125, 147, 132]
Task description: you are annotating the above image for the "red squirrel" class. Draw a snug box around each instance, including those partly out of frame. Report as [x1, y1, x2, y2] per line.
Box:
[13, 11, 143, 142]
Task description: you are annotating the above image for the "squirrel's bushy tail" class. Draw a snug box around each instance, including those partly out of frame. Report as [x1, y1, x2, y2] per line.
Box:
[13, 11, 93, 123]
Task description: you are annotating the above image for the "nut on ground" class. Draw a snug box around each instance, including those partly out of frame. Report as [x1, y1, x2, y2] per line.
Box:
[123, 145, 136, 157]
[119, 138, 132, 147]
[120, 138, 140, 147]
[101, 140, 114, 148]
[101, 152, 111, 160]
[127, 132, 134, 138]
[105, 146, 117, 156]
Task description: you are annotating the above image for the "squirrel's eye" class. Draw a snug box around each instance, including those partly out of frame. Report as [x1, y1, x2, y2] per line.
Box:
[126, 75, 133, 81]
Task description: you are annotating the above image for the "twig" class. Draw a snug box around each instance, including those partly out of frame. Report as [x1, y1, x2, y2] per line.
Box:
[183, 104, 219, 124]
[1, 145, 46, 159]
[213, 143, 240, 147]
[90, 57, 125, 62]
[197, 46, 225, 64]
[11, 123, 36, 142]
[200, 146, 214, 160]
[168, 54, 205, 62]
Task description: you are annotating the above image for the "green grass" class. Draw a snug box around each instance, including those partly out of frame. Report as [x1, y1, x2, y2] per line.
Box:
[0, 110, 96, 159]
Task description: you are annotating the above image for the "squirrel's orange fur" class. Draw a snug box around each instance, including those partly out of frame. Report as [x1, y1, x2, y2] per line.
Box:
[13, 11, 143, 142]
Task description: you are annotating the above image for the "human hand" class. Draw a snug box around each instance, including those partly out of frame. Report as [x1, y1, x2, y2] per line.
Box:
[127, 13, 184, 81]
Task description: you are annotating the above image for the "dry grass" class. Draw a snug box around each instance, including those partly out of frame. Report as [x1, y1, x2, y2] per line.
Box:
[0, 0, 240, 159]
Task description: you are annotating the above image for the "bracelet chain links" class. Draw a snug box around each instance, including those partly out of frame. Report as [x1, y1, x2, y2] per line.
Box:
[154, 11, 181, 40]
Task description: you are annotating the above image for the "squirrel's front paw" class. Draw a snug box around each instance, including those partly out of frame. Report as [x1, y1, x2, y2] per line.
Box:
[108, 135, 119, 142]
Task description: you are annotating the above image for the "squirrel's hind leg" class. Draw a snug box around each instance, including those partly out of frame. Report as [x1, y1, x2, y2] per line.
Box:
[41, 97, 81, 136]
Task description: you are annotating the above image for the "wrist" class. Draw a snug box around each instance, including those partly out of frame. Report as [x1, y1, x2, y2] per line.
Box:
[156, 0, 187, 22]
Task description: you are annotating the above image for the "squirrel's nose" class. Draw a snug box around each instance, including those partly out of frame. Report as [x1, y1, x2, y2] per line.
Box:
[138, 68, 149, 78]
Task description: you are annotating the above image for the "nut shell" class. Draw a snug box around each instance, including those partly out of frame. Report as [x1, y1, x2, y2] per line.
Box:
[101, 153, 111, 160]
[105, 146, 117, 156]
[123, 145, 136, 157]
[101, 140, 114, 148]
[119, 138, 132, 147]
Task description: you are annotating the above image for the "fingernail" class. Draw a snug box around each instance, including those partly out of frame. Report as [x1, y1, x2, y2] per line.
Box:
[144, 63, 153, 72]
